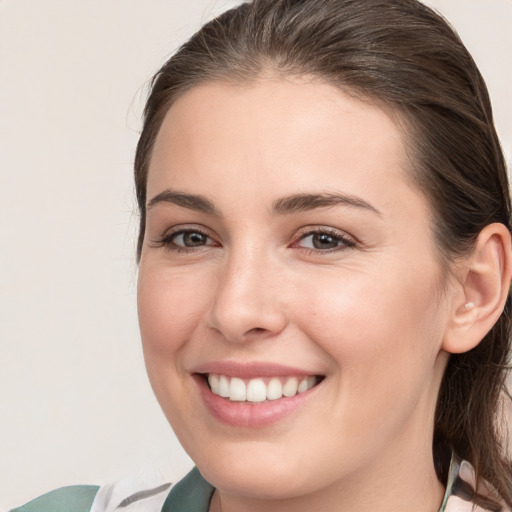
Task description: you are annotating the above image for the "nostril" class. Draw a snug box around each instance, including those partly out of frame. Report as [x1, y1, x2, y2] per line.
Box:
[245, 327, 266, 336]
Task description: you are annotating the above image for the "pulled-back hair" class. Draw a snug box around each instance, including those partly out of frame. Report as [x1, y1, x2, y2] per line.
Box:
[134, 0, 511, 506]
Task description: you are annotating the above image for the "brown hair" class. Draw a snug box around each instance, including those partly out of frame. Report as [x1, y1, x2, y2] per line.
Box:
[134, 0, 511, 505]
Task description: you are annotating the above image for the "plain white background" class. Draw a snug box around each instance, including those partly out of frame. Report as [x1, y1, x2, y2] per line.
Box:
[0, 1, 510, 509]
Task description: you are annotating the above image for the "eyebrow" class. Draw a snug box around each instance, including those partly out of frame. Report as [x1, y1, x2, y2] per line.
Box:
[147, 189, 221, 216]
[147, 189, 380, 217]
[272, 192, 380, 215]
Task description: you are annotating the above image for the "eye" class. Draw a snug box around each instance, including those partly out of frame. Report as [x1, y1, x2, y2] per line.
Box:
[152, 227, 218, 252]
[172, 230, 211, 247]
[295, 228, 355, 252]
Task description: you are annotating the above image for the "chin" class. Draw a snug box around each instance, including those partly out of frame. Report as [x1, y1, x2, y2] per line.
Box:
[181, 431, 347, 502]
[199, 458, 314, 501]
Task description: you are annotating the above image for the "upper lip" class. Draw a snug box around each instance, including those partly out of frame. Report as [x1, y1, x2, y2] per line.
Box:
[190, 361, 321, 379]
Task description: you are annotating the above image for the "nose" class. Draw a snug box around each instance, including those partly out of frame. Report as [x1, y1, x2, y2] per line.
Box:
[207, 247, 288, 343]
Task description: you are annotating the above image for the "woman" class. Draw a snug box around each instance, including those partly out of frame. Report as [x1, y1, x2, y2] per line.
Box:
[12, 0, 512, 511]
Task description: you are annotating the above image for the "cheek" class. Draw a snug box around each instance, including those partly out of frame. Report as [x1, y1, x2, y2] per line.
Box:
[297, 261, 445, 379]
[291, 265, 447, 454]
[137, 265, 212, 360]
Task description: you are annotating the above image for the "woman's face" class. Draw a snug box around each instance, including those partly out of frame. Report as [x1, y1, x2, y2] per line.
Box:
[137, 78, 453, 502]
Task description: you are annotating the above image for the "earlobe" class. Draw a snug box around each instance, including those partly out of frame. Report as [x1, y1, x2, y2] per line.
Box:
[443, 223, 512, 354]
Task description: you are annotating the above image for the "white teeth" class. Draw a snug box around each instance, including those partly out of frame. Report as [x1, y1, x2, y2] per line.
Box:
[207, 374, 318, 402]
[219, 375, 230, 398]
[208, 374, 220, 395]
[298, 376, 316, 393]
[282, 377, 299, 397]
[297, 377, 309, 394]
[229, 377, 246, 401]
[266, 378, 283, 400]
[246, 379, 267, 402]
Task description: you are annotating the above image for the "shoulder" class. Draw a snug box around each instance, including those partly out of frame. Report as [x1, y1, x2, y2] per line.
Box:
[10, 486, 99, 512]
[91, 467, 212, 512]
[9, 467, 209, 512]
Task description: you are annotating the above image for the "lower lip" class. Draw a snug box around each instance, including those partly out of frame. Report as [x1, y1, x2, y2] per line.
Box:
[194, 375, 320, 428]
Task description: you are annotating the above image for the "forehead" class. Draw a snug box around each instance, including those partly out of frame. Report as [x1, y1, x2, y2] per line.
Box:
[148, 77, 420, 215]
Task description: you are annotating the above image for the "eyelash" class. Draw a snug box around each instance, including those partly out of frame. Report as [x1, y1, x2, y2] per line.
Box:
[292, 227, 356, 254]
[151, 227, 217, 253]
[151, 226, 356, 254]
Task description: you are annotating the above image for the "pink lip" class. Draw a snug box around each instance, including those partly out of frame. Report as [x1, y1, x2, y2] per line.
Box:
[191, 361, 316, 379]
[191, 361, 323, 428]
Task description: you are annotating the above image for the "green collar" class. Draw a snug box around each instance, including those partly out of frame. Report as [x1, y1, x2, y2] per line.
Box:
[162, 467, 215, 512]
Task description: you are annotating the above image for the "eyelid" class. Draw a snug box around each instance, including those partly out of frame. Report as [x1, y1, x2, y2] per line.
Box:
[291, 226, 357, 251]
[150, 224, 219, 251]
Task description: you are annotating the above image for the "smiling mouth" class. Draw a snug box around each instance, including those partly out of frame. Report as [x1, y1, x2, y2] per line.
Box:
[202, 374, 324, 403]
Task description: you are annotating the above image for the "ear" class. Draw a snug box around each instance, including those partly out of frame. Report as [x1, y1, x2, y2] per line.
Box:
[443, 223, 512, 354]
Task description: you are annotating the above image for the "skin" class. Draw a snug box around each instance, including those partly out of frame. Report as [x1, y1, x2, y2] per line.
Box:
[137, 77, 457, 512]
